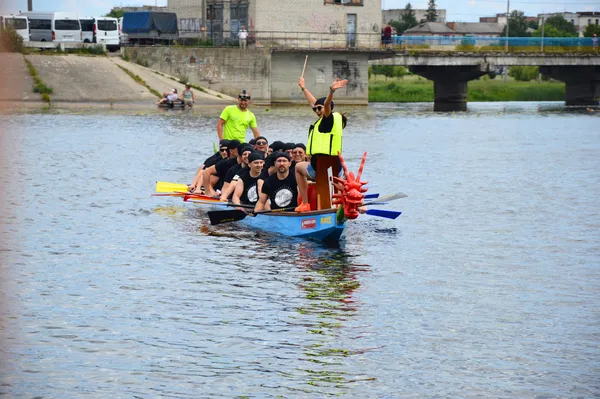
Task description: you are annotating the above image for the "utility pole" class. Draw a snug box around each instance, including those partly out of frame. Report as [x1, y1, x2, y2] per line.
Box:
[28, 0, 32, 11]
[538, 16, 545, 83]
[504, 0, 510, 83]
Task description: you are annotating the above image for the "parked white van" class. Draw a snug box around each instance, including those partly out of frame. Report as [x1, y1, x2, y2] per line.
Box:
[95, 17, 119, 50]
[52, 12, 81, 42]
[20, 12, 52, 41]
[79, 17, 95, 43]
[119, 17, 129, 45]
[0, 15, 30, 42]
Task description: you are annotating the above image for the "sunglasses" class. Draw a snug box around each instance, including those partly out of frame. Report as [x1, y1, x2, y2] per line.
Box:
[255, 141, 267, 145]
[238, 96, 251, 101]
[219, 148, 228, 152]
[292, 150, 304, 154]
[312, 105, 324, 112]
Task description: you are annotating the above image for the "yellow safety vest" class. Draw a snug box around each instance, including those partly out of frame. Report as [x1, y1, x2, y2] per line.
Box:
[307, 112, 343, 156]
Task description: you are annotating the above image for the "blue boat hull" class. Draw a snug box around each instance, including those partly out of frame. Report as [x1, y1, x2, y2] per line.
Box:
[241, 209, 346, 242]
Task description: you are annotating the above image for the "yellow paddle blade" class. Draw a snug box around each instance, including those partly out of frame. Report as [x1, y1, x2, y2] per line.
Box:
[155, 181, 189, 193]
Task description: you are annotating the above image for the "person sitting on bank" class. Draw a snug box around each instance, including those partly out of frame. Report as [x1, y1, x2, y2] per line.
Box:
[294, 77, 348, 212]
[254, 152, 298, 212]
[157, 88, 180, 105]
[182, 83, 195, 108]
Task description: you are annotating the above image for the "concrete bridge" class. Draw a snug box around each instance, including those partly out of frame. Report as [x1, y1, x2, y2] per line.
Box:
[371, 52, 600, 111]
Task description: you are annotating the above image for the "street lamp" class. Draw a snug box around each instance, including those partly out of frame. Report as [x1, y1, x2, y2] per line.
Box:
[504, 0, 510, 83]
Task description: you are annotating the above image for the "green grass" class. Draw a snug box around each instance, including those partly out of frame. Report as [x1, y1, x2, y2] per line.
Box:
[23, 57, 52, 103]
[116, 64, 162, 98]
[369, 75, 565, 102]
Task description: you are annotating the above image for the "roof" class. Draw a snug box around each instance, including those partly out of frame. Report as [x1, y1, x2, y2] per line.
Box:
[453, 22, 504, 34]
[404, 22, 455, 34]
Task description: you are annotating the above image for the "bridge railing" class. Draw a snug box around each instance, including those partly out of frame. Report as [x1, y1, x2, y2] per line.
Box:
[393, 36, 599, 53]
[125, 31, 600, 53]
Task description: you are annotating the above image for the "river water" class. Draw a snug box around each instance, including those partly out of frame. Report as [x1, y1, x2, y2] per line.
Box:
[1, 102, 599, 398]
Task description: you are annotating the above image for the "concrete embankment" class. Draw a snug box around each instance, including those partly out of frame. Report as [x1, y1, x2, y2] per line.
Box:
[0, 53, 235, 109]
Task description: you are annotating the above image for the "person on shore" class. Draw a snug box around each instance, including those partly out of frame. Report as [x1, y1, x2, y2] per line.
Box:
[232, 152, 265, 206]
[157, 88, 179, 105]
[294, 76, 348, 212]
[217, 89, 261, 142]
[182, 83, 195, 108]
[254, 152, 298, 212]
[593, 34, 598, 51]
[238, 25, 248, 49]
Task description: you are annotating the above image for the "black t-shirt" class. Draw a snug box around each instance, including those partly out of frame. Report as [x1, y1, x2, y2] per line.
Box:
[261, 172, 298, 210]
[225, 163, 245, 184]
[317, 112, 334, 133]
[215, 158, 238, 181]
[239, 171, 261, 205]
[204, 152, 223, 168]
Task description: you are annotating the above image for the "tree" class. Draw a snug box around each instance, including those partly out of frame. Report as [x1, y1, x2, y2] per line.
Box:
[402, 2, 418, 30]
[533, 15, 577, 37]
[583, 24, 600, 37]
[389, 3, 418, 35]
[502, 10, 530, 37]
[423, 0, 438, 23]
[105, 8, 125, 18]
[527, 20, 539, 30]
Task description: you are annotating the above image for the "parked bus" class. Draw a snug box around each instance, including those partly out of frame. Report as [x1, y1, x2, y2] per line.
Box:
[0, 15, 30, 41]
[20, 12, 52, 42]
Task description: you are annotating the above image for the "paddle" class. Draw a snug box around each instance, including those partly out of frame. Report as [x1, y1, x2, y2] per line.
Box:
[156, 181, 189, 193]
[365, 209, 402, 219]
[364, 193, 379, 199]
[184, 195, 255, 209]
[208, 207, 296, 226]
[362, 192, 407, 206]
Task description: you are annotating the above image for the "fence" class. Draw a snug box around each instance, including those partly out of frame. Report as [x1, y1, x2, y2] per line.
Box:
[122, 31, 600, 53]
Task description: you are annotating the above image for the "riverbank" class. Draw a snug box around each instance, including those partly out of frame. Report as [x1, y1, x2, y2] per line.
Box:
[369, 75, 566, 102]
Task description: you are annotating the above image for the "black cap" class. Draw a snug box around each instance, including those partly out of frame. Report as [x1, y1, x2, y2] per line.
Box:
[248, 138, 256, 145]
[274, 151, 291, 162]
[283, 142, 295, 151]
[254, 136, 268, 144]
[237, 142, 248, 153]
[219, 139, 230, 147]
[227, 140, 241, 150]
[314, 97, 334, 110]
[238, 89, 251, 100]
[241, 146, 254, 155]
[294, 143, 306, 151]
[270, 141, 284, 152]
[248, 151, 265, 163]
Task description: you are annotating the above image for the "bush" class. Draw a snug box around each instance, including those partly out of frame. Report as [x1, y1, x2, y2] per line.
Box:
[509, 66, 539, 81]
[0, 26, 24, 53]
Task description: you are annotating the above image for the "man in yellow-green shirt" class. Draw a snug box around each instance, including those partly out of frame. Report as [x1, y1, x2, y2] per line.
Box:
[217, 89, 261, 142]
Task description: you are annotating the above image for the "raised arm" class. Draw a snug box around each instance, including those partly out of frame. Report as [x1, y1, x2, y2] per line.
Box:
[323, 78, 348, 118]
[298, 77, 317, 106]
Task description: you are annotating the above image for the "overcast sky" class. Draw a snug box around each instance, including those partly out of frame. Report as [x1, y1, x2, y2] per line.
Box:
[1, 0, 598, 22]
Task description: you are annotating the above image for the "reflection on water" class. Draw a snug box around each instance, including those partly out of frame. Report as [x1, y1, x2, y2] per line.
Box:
[1, 104, 599, 397]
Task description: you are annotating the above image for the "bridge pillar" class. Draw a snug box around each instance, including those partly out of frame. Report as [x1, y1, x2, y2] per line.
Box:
[539, 66, 600, 106]
[410, 65, 489, 112]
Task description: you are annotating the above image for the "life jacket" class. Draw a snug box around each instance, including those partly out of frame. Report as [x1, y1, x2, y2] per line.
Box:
[307, 112, 343, 156]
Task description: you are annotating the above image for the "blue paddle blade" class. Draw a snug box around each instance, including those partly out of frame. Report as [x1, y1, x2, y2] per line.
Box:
[364, 193, 379, 199]
[365, 209, 402, 219]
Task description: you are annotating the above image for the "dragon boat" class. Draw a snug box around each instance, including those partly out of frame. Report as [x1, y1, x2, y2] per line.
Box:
[155, 153, 403, 243]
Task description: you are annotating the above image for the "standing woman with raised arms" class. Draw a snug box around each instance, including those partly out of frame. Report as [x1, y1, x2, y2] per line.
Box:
[294, 76, 348, 212]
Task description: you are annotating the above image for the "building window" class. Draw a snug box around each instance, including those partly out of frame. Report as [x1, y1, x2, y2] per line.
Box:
[325, 0, 364, 5]
[588, 19, 592, 25]
[596, 19, 599, 25]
